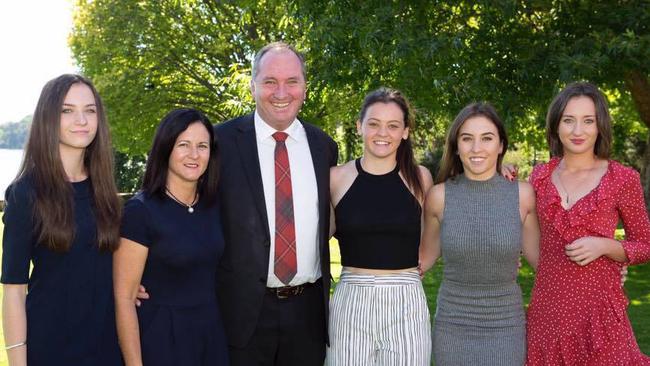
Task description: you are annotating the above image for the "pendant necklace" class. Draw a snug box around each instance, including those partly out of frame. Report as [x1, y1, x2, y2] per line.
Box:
[555, 170, 571, 206]
[555, 160, 597, 207]
[165, 187, 198, 213]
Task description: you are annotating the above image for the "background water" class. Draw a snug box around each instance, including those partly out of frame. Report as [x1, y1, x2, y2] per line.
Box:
[0, 149, 24, 199]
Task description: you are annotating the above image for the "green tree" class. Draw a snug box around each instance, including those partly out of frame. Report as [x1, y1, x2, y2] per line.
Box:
[296, 0, 650, 186]
[114, 151, 146, 194]
[71, 1, 649, 197]
[71, 0, 309, 154]
[0, 115, 31, 149]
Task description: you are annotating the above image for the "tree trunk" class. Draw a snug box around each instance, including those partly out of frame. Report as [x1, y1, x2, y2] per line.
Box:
[624, 69, 650, 211]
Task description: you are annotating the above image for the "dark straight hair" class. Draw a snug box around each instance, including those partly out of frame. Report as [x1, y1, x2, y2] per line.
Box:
[359, 87, 424, 200]
[436, 102, 509, 184]
[15, 74, 121, 252]
[142, 108, 219, 204]
[546, 82, 612, 158]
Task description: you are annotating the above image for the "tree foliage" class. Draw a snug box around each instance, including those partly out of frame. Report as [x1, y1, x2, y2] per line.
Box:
[113, 151, 146, 194]
[71, 0, 650, 185]
[71, 0, 309, 154]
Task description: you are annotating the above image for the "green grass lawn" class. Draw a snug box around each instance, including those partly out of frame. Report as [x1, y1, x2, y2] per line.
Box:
[330, 237, 650, 357]
[0, 221, 648, 364]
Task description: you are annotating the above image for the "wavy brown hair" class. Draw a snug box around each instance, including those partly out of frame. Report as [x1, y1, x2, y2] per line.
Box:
[359, 87, 424, 200]
[436, 102, 509, 184]
[546, 82, 612, 158]
[15, 74, 121, 252]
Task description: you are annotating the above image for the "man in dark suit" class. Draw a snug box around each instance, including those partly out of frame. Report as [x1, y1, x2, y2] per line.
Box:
[215, 42, 338, 365]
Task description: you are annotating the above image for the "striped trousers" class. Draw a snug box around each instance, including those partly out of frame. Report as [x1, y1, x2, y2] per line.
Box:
[326, 271, 431, 366]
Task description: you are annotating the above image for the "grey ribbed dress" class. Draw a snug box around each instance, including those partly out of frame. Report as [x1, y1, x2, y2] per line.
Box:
[433, 174, 525, 366]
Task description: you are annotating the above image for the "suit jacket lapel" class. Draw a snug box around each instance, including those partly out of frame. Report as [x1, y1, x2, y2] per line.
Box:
[236, 115, 270, 240]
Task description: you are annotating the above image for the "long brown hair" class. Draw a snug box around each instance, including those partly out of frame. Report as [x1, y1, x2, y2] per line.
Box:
[546, 82, 612, 158]
[358, 87, 424, 200]
[436, 102, 509, 184]
[15, 74, 121, 252]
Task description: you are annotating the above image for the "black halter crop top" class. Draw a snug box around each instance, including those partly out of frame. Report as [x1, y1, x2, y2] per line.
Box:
[334, 159, 422, 269]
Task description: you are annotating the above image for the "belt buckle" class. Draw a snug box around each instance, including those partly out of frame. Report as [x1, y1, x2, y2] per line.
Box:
[275, 285, 304, 299]
[276, 288, 290, 299]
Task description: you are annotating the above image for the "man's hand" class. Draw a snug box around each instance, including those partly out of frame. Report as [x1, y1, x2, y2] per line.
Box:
[135, 285, 149, 307]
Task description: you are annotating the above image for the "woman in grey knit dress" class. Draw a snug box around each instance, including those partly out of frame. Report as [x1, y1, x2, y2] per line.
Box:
[420, 102, 539, 365]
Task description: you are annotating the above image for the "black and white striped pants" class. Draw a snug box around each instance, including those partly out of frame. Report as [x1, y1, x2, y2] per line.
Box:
[326, 271, 431, 365]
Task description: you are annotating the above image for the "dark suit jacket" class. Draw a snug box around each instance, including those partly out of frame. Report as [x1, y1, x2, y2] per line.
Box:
[214, 113, 338, 348]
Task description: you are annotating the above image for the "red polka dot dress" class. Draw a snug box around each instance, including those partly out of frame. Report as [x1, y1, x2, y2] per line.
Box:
[526, 158, 650, 365]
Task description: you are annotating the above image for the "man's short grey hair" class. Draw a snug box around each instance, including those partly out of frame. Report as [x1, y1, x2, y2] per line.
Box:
[251, 42, 307, 81]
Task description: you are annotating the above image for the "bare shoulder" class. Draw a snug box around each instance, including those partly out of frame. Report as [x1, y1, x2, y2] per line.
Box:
[331, 160, 356, 182]
[418, 165, 434, 193]
[330, 160, 359, 206]
[518, 180, 536, 209]
[425, 182, 446, 216]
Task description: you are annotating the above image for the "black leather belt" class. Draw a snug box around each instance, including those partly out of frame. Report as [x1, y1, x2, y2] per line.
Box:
[267, 279, 319, 299]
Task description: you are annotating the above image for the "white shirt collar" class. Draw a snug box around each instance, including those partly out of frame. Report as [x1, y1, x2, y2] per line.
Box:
[254, 110, 303, 142]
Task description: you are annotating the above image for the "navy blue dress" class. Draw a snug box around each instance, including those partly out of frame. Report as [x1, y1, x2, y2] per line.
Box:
[1, 178, 122, 366]
[120, 192, 228, 365]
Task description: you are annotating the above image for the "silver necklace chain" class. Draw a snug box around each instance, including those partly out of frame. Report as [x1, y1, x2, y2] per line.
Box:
[165, 187, 198, 213]
[555, 161, 598, 207]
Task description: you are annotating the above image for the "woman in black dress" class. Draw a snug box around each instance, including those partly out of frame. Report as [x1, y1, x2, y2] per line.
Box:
[2, 74, 123, 365]
[327, 88, 433, 365]
[113, 109, 228, 365]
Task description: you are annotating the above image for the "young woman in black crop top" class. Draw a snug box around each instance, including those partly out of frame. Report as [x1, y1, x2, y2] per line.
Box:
[326, 88, 433, 366]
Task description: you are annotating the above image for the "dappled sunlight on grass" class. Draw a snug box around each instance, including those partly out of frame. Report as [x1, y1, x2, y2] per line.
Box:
[626, 263, 650, 353]
[330, 236, 650, 356]
[329, 238, 341, 282]
[630, 297, 650, 306]
[0, 224, 647, 364]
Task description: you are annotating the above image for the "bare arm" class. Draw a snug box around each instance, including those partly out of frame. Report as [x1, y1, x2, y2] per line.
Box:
[329, 165, 341, 239]
[114, 238, 149, 366]
[2, 284, 27, 366]
[519, 182, 540, 270]
[329, 162, 359, 238]
[417, 165, 434, 201]
[419, 183, 444, 273]
[329, 202, 336, 238]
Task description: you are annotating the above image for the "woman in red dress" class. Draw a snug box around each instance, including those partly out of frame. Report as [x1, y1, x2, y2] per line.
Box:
[526, 82, 650, 365]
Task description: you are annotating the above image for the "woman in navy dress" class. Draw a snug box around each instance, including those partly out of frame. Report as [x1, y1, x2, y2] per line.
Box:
[113, 108, 228, 365]
[1, 74, 123, 365]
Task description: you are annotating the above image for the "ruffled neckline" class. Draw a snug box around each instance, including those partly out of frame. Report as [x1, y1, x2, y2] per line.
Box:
[536, 157, 615, 241]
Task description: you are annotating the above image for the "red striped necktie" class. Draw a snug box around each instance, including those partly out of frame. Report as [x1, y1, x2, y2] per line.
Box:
[272, 132, 297, 285]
